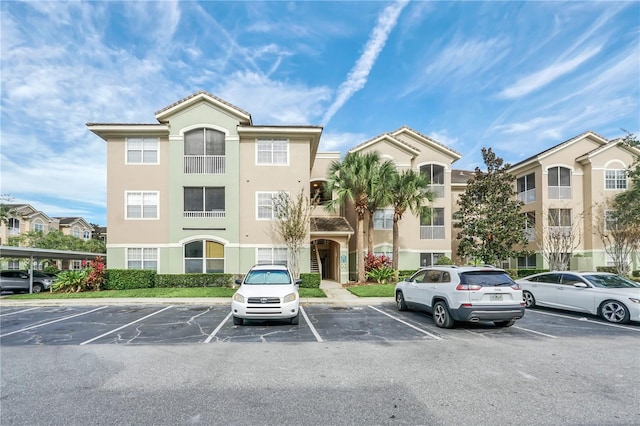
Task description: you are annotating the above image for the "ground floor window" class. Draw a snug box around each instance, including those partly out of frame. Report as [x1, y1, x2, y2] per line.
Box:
[517, 254, 537, 269]
[420, 252, 444, 267]
[185, 240, 224, 273]
[127, 248, 158, 271]
[257, 247, 288, 265]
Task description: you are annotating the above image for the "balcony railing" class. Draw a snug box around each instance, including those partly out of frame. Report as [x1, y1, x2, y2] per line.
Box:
[548, 186, 572, 200]
[8, 227, 20, 235]
[517, 189, 536, 204]
[420, 226, 445, 239]
[548, 226, 572, 237]
[184, 155, 225, 174]
[427, 184, 445, 198]
[183, 210, 226, 218]
[524, 228, 535, 241]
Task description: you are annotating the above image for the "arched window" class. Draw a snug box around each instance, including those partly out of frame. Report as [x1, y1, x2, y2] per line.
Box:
[548, 166, 571, 199]
[184, 240, 224, 273]
[8, 218, 20, 234]
[184, 128, 226, 174]
[419, 164, 445, 198]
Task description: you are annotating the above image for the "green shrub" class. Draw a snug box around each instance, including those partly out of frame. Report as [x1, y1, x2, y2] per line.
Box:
[105, 269, 156, 290]
[299, 273, 321, 288]
[51, 270, 88, 293]
[398, 269, 418, 280]
[435, 256, 453, 265]
[632, 270, 639, 277]
[596, 266, 618, 274]
[154, 273, 233, 288]
[366, 266, 396, 283]
[514, 269, 549, 277]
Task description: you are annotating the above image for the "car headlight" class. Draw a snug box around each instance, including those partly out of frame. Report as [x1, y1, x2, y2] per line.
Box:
[233, 293, 245, 303]
[283, 293, 297, 303]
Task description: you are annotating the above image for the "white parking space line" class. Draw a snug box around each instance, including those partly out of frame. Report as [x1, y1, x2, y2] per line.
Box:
[512, 326, 558, 339]
[368, 306, 443, 340]
[0, 307, 39, 317]
[528, 309, 640, 331]
[204, 311, 232, 343]
[79, 306, 173, 345]
[300, 306, 323, 342]
[0, 306, 109, 337]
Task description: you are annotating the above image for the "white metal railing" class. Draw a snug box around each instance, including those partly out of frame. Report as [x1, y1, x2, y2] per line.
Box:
[420, 226, 445, 239]
[184, 155, 225, 174]
[427, 184, 445, 198]
[548, 186, 572, 200]
[549, 226, 572, 237]
[183, 210, 226, 218]
[524, 228, 535, 241]
[8, 228, 20, 235]
[517, 189, 536, 204]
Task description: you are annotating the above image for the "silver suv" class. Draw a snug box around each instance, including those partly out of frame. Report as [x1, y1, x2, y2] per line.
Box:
[394, 266, 525, 328]
[0, 270, 55, 293]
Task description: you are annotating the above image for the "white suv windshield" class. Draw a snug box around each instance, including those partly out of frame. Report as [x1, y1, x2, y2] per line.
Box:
[244, 270, 291, 285]
[459, 271, 515, 287]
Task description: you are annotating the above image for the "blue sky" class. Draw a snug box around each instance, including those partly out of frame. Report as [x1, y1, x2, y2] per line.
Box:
[1, 1, 639, 227]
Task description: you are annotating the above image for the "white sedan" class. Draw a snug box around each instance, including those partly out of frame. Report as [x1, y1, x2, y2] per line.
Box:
[516, 272, 640, 324]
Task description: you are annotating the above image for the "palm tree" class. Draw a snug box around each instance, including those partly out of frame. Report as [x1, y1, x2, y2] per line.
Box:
[326, 151, 383, 283]
[389, 169, 433, 275]
[365, 158, 396, 255]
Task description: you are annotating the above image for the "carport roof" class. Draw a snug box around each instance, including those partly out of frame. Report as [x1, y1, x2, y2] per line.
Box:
[0, 246, 106, 261]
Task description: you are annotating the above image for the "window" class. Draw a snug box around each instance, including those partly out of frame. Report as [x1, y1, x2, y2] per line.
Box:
[184, 187, 225, 218]
[604, 210, 617, 232]
[373, 209, 393, 230]
[548, 208, 572, 227]
[311, 181, 330, 203]
[257, 247, 288, 265]
[126, 191, 159, 219]
[8, 218, 20, 234]
[127, 248, 158, 271]
[420, 208, 445, 239]
[420, 253, 445, 267]
[184, 240, 224, 273]
[517, 254, 536, 269]
[257, 139, 288, 165]
[420, 164, 445, 198]
[184, 128, 225, 173]
[33, 219, 45, 232]
[523, 212, 535, 241]
[72, 226, 81, 238]
[517, 173, 536, 203]
[605, 170, 627, 190]
[83, 230, 91, 240]
[257, 192, 283, 220]
[71, 260, 82, 270]
[7, 260, 19, 269]
[548, 166, 571, 199]
[127, 137, 158, 164]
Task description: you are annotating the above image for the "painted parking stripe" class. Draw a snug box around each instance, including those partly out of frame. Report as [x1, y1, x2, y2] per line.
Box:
[300, 306, 323, 342]
[204, 311, 232, 343]
[512, 326, 558, 339]
[79, 306, 173, 345]
[368, 305, 443, 340]
[0, 307, 39, 317]
[528, 309, 640, 331]
[0, 306, 109, 337]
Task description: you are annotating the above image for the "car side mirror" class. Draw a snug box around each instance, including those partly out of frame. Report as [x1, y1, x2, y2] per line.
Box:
[235, 279, 242, 285]
[573, 282, 588, 288]
[295, 279, 302, 287]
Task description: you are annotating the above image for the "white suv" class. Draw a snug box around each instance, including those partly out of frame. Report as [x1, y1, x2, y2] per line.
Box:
[394, 266, 525, 328]
[231, 264, 301, 326]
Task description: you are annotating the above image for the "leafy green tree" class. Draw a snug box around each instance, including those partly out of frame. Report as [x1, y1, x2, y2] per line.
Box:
[389, 169, 432, 274]
[453, 148, 529, 265]
[612, 132, 640, 228]
[365, 159, 395, 254]
[326, 151, 383, 283]
[8, 230, 105, 253]
[0, 194, 17, 227]
[271, 189, 316, 279]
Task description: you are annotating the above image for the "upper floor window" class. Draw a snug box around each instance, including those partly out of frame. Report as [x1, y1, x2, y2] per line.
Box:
[184, 187, 225, 218]
[128, 247, 158, 271]
[127, 137, 158, 164]
[420, 207, 445, 239]
[126, 191, 159, 219]
[256, 191, 284, 220]
[257, 139, 288, 165]
[420, 164, 445, 198]
[549, 208, 572, 228]
[605, 170, 627, 190]
[548, 166, 571, 199]
[523, 211, 535, 241]
[72, 226, 82, 238]
[184, 128, 225, 174]
[604, 210, 617, 232]
[373, 209, 394, 230]
[517, 173, 536, 203]
[8, 218, 20, 234]
[83, 230, 91, 240]
[311, 181, 330, 204]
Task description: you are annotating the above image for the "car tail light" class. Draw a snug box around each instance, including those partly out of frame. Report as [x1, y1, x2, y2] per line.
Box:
[456, 284, 482, 291]
[510, 283, 521, 290]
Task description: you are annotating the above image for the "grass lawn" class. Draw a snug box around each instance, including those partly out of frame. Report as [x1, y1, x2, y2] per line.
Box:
[346, 284, 395, 297]
[3, 287, 327, 299]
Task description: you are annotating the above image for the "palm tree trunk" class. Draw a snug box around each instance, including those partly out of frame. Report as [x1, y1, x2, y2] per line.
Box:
[367, 211, 374, 254]
[392, 218, 400, 278]
[357, 214, 365, 283]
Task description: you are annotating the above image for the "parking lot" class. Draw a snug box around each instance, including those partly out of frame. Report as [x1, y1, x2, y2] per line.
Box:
[2, 302, 638, 346]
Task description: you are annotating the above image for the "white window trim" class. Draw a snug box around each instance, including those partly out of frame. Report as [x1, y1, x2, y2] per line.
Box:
[373, 209, 394, 230]
[126, 247, 159, 271]
[125, 137, 160, 165]
[256, 247, 289, 265]
[124, 191, 160, 220]
[255, 138, 290, 166]
[256, 191, 285, 220]
[604, 169, 627, 190]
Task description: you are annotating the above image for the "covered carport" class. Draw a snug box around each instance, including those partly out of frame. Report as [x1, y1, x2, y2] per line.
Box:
[0, 245, 106, 293]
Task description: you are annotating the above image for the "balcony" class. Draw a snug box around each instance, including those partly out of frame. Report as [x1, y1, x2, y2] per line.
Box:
[517, 189, 536, 204]
[524, 228, 535, 242]
[420, 226, 445, 239]
[183, 210, 226, 218]
[427, 184, 445, 198]
[184, 155, 225, 174]
[548, 186, 571, 200]
[8, 227, 20, 235]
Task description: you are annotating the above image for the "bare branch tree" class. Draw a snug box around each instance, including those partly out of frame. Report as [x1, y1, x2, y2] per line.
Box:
[537, 207, 583, 270]
[594, 199, 640, 276]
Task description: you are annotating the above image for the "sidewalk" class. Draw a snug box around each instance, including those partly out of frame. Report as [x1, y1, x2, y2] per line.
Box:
[0, 280, 394, 307]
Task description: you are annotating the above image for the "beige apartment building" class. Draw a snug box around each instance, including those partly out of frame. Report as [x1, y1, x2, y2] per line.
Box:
[88, 92, 639, 282]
